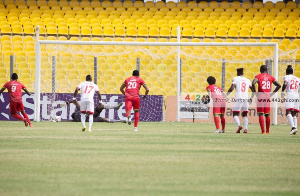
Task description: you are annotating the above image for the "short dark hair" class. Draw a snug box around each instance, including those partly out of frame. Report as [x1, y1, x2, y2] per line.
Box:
[86, 75, 92, 81]
[207, 76, 216, 85]
[11, 73, 18, 80]
[237, 68, 244, 76]
[132, 70, 139, 76]
[286, 65, 293, 75]
[260, 65, 268, 73]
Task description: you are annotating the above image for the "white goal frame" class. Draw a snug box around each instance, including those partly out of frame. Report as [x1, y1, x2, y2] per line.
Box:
[34, 26, 279, 124]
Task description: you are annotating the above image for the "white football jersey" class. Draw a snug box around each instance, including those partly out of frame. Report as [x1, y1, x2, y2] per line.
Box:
[232, 76, 252, 99]
[77, 81, 99, 103]
[283, 75, 300, 95]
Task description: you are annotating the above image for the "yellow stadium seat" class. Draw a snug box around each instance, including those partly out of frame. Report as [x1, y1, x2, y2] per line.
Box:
[262, 28, 273, 38]
[126, 27, 137, 37]
[149, 27, 159, 37]
[251, 28, 262, 38]
[155, 1, 165, 9]
[204, 28, 215, 38]
[239, 28, 250, 38]
[182, 28, 193, 37]
[193, 28, 204, 37]
[285, 29, 296, 38]
[216, 28, 227, 38]
[275, 1, 285, 9]
[274, 28, 284, 38]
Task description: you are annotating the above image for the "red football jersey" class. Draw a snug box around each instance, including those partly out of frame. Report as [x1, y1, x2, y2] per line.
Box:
[124, 76, 145, 98]
[3, 80, 26, 102]
[254, 73, 276, 93]
[206, 84, 224, 101]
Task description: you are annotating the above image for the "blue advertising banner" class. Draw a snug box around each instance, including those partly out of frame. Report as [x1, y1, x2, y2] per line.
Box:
[0, 93, 163, 122]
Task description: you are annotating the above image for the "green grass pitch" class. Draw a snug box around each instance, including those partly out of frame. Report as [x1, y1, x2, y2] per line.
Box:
[0, 121, 299, 196]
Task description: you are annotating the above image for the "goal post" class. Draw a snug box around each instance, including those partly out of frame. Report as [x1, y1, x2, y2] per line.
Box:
[34, 26, 280, 124]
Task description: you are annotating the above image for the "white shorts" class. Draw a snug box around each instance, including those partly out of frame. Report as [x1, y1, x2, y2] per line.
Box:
[285, 94, 300, 112]
[233, 99, 249, 113]
[80, 101, 94, 114]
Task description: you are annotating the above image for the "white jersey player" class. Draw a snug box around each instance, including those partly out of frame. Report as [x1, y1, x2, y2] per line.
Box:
[227, 68, 255, 134]
[282, 65, 300, 135]
[73, 75, 102, 132]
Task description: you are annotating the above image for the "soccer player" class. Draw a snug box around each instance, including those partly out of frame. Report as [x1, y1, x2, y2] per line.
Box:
[120, 70, 149, 132]
[227, 68, 254, 133]
[67, 99, 124, 123]
[206, 76, 226, 133]
[0, 73, 32, 127]
[281, 65, 300, 135]
[252, 65, 281, 134]
[73, 75, 101, 132]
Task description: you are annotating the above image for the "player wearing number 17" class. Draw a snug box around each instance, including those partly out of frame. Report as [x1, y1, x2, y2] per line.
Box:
[281, 65, 300, 135]
[120, 70, 149, 132]
[0, 73, 33, 127]
[252, 65, 281, 134]
[73, 75, 102, 132]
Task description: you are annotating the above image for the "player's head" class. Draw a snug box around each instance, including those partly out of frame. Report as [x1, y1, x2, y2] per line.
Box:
[260, 65, 268, 73]
[207, 76, 216, 85]
[286, 65, 293, 75]
[86, 75, 92, 81]
[11, 73, 18, 80]
[237, 68, 244, 76]
[132, 70, 139, 77]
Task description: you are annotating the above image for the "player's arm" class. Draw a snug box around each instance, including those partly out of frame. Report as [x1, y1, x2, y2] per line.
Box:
[226, 84, 236, 97]
[0, 87, 5, 94]
[120, 83, 126, 95]
[270, 81, 281, 97]
[281, 81, 287, 92]
[251, 78, 258, 92]
[73, 87, 80, 100]
[142, 84, 149, 99]
[96, 90, 102, 102]
[23, 88, 32, 96]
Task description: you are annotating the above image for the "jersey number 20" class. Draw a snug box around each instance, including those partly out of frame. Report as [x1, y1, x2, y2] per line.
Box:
[128, 81, 137, 89]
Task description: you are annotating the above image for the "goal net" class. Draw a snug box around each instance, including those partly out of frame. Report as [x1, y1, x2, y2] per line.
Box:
[34, 34, 300, 125]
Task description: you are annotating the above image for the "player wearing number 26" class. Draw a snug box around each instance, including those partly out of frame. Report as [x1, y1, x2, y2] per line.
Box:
[73, 75, 102, 132]
[281, 65, 300, 135]
[0, 73, 32, 127]
[120, 70, 149, 132]
[252, 65, 281, 134]
[206, 76, 226, 133]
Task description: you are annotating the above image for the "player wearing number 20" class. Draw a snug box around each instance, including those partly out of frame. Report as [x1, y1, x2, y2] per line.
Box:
[252, 65, 281, 134]
[227, 68, 254, 134]
[120, 70, 149, 132]
[73, 75, 102, 132]
[206, 76, 226, 133]
[0, 73, 32, 127]
[281, 65, 300, 135]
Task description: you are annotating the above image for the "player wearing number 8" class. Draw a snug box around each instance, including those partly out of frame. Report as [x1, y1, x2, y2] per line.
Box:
[0, 73, 33, 127]
[73, 75, 102, 132]
[281, 65, 300, 135]
[120, 70, 149, 132]
[252, 65, 281, 134]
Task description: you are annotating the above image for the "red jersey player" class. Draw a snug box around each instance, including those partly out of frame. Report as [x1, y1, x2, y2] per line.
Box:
[252, 65, 281, 134]
[0, 73, 33, 127]
[120, 70, 149, 132]
[206, 76, 226, 133]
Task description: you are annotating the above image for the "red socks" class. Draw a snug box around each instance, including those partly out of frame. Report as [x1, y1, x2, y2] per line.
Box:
[266, 116, 270, 133]
[134, 112, 139, 128]
[22, 112, 31, 125]
[259, 116, 265, 133]
[221, 116, 226, 131]
[12, 113, 24, 121]
[214, 116, 220, 130]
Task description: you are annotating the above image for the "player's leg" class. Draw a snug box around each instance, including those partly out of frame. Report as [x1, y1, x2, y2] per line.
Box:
[213, 113, 221, 133]
[220, 104, 226, 133]
[257, 106, 265, 134]
[264, 105, 271, 134]
[290, 110, 298, 135]
[292, 101, 299, 134]
[80, 101, 87, 131]
[9, 101, 26, 125]
[125, 98, 133, 125]
[132, 98, 140, 131]
[233, 102, 242, 133]
[286, 109, 295, 129]
[87, 102, 94, 132]
[19, 102, 32, 127]
[242, 102, 249, 133]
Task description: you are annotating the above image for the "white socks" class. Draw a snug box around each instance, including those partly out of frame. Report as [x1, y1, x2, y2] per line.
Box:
[287, 114, 294, 128]
[243, 117, 248, 130]
[234, 116, 240, 127]
[81, 113, 86, 128]
[89, 114, 93, 131]
[293, 117, 297, 128]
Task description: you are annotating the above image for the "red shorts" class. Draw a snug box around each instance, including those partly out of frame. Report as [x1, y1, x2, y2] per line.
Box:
[125, 97, 140, 112]
[257, 101, 271, 114]
[213, 107, 225, 114]
[9, 101, 24, 114]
